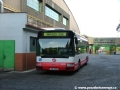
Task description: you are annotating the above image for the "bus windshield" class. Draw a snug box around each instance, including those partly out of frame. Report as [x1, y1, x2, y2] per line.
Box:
[38, 38, 73, 57]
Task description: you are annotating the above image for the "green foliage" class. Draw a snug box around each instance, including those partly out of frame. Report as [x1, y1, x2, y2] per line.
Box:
[110, 46, 115, 51]
[95, 45, 100, 50]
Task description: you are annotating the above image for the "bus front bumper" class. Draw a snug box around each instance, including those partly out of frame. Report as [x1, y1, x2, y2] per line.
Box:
[36, 66, 76, 71]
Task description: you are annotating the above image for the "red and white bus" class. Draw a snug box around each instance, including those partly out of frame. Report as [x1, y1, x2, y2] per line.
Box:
[36, 29, 89, 72]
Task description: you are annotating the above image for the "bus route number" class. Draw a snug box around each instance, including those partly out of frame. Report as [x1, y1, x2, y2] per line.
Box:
[44, 32, 66, 36]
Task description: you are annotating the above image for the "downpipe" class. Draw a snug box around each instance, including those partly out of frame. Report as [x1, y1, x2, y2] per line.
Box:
[0, 0, 4, 12]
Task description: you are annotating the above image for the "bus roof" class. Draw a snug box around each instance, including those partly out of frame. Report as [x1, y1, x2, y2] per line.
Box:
[38, 29, 74, 33]
[42, 28, 65, 30]
[75, 33, 88, 42]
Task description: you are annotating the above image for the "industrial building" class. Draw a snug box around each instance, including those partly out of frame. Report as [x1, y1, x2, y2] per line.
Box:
[0, 0, 80, 71]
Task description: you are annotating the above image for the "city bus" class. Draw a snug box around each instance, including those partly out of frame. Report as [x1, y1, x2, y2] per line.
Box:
[36, 29, 89, 72]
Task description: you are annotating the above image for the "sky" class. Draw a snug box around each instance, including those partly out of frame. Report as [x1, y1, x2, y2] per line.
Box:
[64, 0, 120, 37]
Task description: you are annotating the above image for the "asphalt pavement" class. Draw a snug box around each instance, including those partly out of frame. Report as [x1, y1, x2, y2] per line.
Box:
[0, 54, 120, 90]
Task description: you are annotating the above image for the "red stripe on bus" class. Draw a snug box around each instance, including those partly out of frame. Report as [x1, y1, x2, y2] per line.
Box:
[36, 62, 78, 71]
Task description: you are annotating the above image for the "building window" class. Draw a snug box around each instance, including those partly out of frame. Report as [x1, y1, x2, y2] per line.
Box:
[30, 37, 36, 52]
[38, 0, 43, 12]
[45, 5, 59, 21]
[66, 19, 69, 26]
[59, 14, 62, 23]
[63, 17, 69, 26]
[63, 17, 66, 25]
[27, 0, 39, 11]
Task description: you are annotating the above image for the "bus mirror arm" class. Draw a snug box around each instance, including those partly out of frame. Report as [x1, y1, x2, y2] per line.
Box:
[75, 37, 78, 44]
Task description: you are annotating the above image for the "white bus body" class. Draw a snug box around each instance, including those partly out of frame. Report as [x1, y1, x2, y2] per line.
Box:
[36, 30, 89, 71]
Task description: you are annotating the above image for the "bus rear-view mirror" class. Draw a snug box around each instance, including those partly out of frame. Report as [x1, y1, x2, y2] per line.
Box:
[75, 37, 78, 44]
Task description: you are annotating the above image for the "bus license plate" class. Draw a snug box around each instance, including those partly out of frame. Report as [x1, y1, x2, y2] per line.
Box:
[50, 68, 58, 70]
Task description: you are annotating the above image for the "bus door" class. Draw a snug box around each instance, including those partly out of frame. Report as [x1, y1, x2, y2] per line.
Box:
[74, 37, 80, 62]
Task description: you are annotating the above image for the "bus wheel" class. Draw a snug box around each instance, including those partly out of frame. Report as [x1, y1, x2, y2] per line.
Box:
[76, 60, 81, 72]
[85, 56, 89, 65]
[85, 62, 87, 65]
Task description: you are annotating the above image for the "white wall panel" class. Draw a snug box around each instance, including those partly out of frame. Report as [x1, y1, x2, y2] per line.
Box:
[0, 13, 27, 53]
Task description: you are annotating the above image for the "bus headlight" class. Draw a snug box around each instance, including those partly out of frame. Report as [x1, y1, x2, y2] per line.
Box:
[66, 63, 75, 67]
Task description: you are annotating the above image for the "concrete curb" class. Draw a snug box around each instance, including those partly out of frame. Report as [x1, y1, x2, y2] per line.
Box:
[8, 68, 36, 73]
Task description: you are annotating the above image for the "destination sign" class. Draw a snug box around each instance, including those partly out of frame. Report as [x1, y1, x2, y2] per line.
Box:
[43, 32, 67, 36]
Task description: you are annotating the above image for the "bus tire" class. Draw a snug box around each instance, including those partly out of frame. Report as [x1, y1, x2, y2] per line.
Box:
[85, 62, 87, 65]
[85, 56, 89, 65]
[76, 59, 81, 72]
